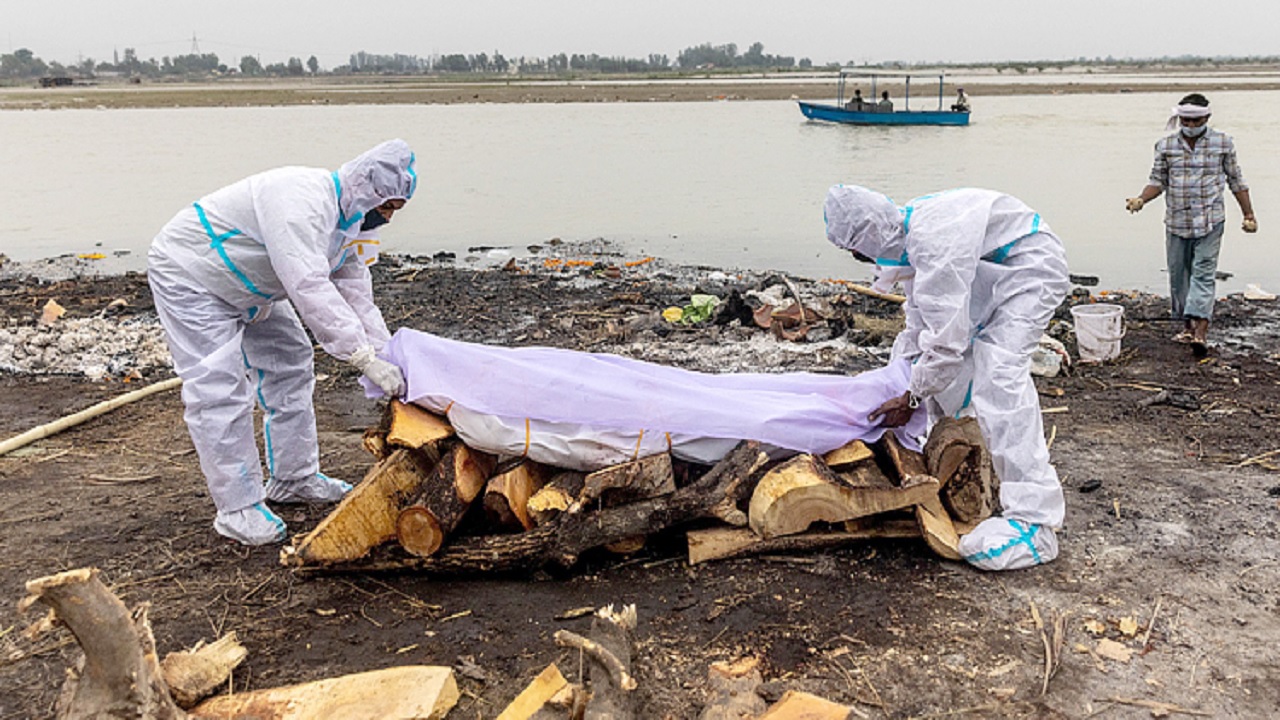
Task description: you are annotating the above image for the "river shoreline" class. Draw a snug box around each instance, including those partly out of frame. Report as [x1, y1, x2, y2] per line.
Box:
[4, 70, 1280, 110]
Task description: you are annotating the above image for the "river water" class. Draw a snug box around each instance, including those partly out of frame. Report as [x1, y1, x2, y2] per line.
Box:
[1, 89, 1276, 293]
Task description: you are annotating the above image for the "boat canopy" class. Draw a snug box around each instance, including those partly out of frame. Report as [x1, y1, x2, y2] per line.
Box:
[835, 69, 954, 113]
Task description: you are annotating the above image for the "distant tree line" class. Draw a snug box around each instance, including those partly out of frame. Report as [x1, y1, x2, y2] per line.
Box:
[4, 44, 1278, 82]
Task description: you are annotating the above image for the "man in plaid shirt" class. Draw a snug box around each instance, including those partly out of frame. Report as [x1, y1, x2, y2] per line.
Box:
[1126, 93, 1257, 357]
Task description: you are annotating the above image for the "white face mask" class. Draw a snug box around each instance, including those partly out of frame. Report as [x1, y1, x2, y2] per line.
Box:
[1181, 124, 1208, 138]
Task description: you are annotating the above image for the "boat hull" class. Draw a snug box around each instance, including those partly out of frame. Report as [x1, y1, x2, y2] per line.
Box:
[798, 101, 970, 126]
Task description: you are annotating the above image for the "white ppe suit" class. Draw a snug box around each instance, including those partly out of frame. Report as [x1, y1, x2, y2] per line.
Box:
[148, 139, 418, 543]
[825, 186, 1069, 571]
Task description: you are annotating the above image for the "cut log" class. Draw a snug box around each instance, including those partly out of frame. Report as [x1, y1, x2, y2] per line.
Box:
[161, 633, 247, 709]
[282, 446, 440, 567]
[923, 416, 997, 526]
[757, 690, 853, 720]
[687, 522, 920, 565]
[699, 657, 766, 720]
[572, 453, 676, 513]
[300, 441, 769, 574]
[386, 400, 454, 449]
[484, 461, 550, 530]
[915, 495, 963, 561]
[527, 471, 587, 527]
[749, 453, 940, 540]
[821, 439, 874, 468]
[396, 443, 497, 557]
[496, 663, 568, 720]
[191, 666, 458, 719]
[20, 568, 187, 720]
[875, 431, 930, 486]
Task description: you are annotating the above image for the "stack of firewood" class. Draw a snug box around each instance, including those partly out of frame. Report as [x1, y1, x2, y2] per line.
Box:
[281, 401, 997, 573]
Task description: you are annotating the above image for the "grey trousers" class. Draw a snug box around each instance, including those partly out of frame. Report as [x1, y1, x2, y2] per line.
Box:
[1165, 221, 1224, 321]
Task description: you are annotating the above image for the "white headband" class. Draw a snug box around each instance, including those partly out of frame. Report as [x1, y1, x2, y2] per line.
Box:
[1166, 103, 1211, 130]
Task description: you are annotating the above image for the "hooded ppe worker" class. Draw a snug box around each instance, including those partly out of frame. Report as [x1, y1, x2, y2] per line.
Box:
[148, 139, 418, 546]
[825, 185, 1069, 571]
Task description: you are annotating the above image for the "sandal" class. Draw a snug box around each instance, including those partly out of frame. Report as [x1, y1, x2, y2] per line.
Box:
[1172, 331, 1194, 344]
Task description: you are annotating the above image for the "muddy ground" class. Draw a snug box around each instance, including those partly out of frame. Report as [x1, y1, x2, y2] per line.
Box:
[1, 246, 1279, 719]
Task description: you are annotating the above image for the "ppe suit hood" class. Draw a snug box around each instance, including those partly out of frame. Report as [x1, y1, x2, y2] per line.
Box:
[824, 185, 906, 263]
[336, 139, 418, 226]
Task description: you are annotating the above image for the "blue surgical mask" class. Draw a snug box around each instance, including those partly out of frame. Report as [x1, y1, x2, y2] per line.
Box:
[1181, 124, 1208, 138]
[359, 210, 389, 231]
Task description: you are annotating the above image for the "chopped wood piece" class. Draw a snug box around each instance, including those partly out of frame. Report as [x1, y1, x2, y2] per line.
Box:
[875, 431, 930, 486]
[821, 439, 874, 468]
[284, 447, 440, 566]
[757, 690, 852, 719]
[161, 633, 247, 708]
[527, 471, 587, 527]
[21, 567, 186, 720]
[749, 453, 940, 540]
[915, 496, 963, 561]
[496, 664, 568, 720]
[484, 461, 550, 530]
[362, 427, 390, 460]
[396, 443, 497, 557]
[192, 666, 459, 719]
[386, 400, 454, 449]
[700, 657, 766, 720]
[687, 524, 920, 565]
[923, 416, 997, 525]
[303, 441, 769, 575]
[573, 453, 675, 513]
[556, 604, 638, 719]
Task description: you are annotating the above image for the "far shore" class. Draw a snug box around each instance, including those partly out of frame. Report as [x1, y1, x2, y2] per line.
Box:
[3, 70, 1280, 110]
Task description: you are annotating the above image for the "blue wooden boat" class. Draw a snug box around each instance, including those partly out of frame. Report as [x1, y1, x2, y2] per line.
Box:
[798, 69, 970, 126]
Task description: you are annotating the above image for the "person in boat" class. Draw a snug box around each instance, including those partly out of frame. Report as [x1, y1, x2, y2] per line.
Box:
[824, 184, 1069, 571]
[845, 88, 867, 111]
[876, 90, 893, 113]
[1125, 93, 1257, 357]
[147, 140, 417, 545]
[951, 88, 970, 112]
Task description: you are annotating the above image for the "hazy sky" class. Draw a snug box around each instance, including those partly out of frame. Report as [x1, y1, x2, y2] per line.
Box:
[7, 0, 1277, 69]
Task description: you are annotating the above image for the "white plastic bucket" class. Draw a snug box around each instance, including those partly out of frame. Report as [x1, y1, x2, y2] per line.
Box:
[1071, 303, 1125, 363]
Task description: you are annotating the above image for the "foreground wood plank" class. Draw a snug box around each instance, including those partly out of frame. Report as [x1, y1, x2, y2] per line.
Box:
[397, 443, 497, 557]
[284, 447, 439, 566]
[496, 664, 568, 720]
[191, 666, 458, 720]
[749, 454, 940, 540]
[386, 400, 454, 449]
[161, 633, 247, 708]
[757, 690, 852, 719]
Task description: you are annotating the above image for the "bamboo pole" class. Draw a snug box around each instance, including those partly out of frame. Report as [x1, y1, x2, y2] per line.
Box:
[0, 377, 182, 457]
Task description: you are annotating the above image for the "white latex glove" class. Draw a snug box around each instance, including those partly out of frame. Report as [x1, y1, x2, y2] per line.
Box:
[1125, 197, 1144, 213]
[1242, 217, 1258, 233]
[350, 346, 405, 397]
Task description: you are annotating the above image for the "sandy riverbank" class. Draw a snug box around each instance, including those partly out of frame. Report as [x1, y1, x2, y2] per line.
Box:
[3, 71, 1280, 110]
[2, 243, 1279, 717]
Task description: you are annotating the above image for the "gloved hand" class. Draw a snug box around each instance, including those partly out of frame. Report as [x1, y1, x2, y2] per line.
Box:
[1242, 217, 1258, 233]
[1125, 197, 1144, 213]
[350, 346, 405, 397]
